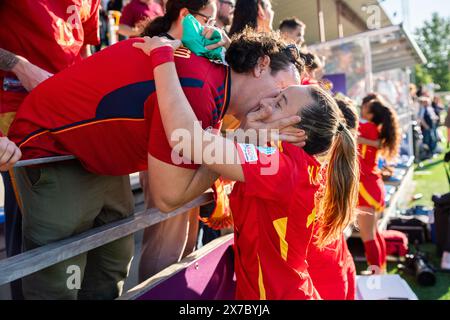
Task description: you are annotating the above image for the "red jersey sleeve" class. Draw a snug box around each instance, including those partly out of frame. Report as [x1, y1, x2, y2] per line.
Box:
[147, 84, 215, 169]
[82, 0, 100, 45]
[236, 143, 298, 202]
[119, 3, 137, 27]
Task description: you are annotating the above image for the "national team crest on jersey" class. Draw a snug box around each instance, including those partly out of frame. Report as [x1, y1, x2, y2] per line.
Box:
[174, 47, 192, 59]
[257, 146, 277, 155]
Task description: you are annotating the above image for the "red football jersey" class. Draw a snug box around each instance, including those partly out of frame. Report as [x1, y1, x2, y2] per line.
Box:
[229, 142, 322, 300]
[357, 120, 385, 211]
[307, 223, 356, 300]
[8, 39, 231, 175]
[0, 0, 100, 133]
[358, 120, 380, 175]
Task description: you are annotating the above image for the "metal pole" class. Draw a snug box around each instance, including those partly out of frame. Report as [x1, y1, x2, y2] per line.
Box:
[317, 0, 326, 43]
[336, 0, 344, 38]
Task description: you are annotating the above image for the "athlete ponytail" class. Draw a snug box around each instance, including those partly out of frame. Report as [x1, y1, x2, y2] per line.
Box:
[297, 86, 359, 248]
[318, 124, 359, 247]
[367, 99, 401, 160]
[141, 0, 210, 37]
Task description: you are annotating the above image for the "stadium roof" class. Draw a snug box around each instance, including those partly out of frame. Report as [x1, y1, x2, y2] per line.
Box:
[273, 0, 393, 45]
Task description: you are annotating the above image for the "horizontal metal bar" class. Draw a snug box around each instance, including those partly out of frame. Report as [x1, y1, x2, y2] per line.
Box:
[118, 233, 234, 300]
[14, 155, 77, 167]
[0, 192, 214, 286]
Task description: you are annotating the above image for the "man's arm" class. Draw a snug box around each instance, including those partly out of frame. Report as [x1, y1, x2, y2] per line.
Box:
[358, 137, 381, 148]
[0, 48, 19, 71]
[0, 48, 53, 91]
[80, 45, 93, 59]
[148, 155, 219, 213]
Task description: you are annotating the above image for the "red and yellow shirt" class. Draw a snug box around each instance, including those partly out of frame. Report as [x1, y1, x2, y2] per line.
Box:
[357, 120, 385, 211]
[0, 0, 100, 134]
[229, 142, 322, 300]
[8, 39, 231, 175]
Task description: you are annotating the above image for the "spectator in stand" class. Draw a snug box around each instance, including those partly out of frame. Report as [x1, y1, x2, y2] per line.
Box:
[432, 96, 444, 126]
[224, 0, 275, 130]
[300, 52, 323, 85]
[0, 0, 100, 300]
[418, 96, 438, 156]
[118, 0, 164, 38]
[229, 0, 274, 36]
[215, 0, 235, 31]
[107, 0, 124, 11]
[279, 17, 306, 47]
[137, 0, 225, 282]
[445, 108, 450, 148]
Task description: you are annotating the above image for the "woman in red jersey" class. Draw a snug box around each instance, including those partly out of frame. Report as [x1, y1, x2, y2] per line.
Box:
[134, 36, 360, 299]
[306, 96, 361, 300]
[357, 94, 401, 273]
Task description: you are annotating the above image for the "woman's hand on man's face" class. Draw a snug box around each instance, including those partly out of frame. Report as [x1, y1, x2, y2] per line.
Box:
[132, 36, 182, 56]
[243, 105, 307, 147]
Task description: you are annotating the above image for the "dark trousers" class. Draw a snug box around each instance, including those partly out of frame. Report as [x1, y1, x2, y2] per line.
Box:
[423, 128, 437, 154]
[1, 171, 24, 300]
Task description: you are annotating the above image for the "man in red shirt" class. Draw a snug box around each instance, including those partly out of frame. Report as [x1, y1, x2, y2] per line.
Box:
[8, 31, 302, 299]
[118, 0, 164, 37]
[0, 0, 100, 300]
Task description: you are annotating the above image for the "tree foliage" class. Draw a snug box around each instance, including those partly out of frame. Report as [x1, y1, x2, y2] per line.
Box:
[414, 13, 450, 91]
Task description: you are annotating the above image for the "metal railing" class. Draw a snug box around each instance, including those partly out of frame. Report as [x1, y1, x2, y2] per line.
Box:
[0, 156, 214, 286]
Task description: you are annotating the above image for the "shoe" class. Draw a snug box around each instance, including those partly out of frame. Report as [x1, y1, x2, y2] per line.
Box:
[441, 251, 450, 270]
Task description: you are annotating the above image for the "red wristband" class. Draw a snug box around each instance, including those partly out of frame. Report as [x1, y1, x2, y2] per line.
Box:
[150, 46, 175, 69]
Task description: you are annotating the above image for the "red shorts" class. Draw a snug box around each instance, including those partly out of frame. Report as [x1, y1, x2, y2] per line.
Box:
[358, 174, 385, 212]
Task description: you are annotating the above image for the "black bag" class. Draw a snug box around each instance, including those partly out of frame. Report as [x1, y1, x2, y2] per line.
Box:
[387, 216, 430, 244]
[432, 193, 450, 255]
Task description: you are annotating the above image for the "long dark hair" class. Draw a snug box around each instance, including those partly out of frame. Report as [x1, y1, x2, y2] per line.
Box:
[334, 95, 359, 132]
[297, 86, 359, 247]
[229, 0, 269, 36]
[141, 0, 210, 37]
[367, 99, 401, 160]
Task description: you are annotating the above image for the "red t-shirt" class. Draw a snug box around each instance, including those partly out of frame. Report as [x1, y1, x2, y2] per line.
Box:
[119, 0, 164, 27]
[0, 0, 100, 134]
[8, 39, 231, 175]
[229, 142, 322, 300]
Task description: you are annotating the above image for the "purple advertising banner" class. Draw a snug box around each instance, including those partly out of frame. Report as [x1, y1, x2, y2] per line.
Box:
[322, 73, 347, 95]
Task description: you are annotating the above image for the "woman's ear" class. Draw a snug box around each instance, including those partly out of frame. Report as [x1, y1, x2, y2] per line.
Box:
[180, 8, 190, 18]
[253, 56, 271, 78]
